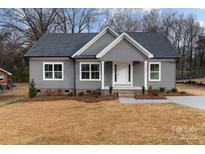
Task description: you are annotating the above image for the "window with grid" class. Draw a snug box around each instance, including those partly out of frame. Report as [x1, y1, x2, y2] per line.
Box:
[149, 63, 160, 81]
[44, 63, 63, 80]
[0, 75, 4, 81]
[80, 63, 100, 80]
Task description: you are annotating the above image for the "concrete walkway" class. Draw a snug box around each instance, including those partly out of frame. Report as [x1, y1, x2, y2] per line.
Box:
[119, 96, 205, 110]
[166, 96, 205, 110]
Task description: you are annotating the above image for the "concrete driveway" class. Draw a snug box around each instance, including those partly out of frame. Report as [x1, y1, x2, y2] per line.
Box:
[119, 96, 205, 110]
[166, 96, 205, 110]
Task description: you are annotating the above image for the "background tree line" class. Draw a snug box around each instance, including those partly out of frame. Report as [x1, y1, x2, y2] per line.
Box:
[0, 8, 205, 82]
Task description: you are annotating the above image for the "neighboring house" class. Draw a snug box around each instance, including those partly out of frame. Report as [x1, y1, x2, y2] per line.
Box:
[0, 68, 12, 89]
[24, 26, 179, 96]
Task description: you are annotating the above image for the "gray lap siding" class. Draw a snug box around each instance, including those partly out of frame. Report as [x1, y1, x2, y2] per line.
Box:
[29, 58, 74, 89]
[147, 59, 176, 89]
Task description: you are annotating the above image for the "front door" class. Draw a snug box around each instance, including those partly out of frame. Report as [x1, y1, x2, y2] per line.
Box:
[113, 62, 132, 87]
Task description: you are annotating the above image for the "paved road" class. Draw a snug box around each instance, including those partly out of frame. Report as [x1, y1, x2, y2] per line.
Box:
[119, 96, 205, 110]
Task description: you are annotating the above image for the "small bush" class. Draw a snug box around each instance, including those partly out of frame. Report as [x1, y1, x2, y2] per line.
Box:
[29, 79, 37, 98]
[159, 87, 165, 92]
[148, 86, 152, 94]
[68, 91, 74, 96]
[142, 86, 145, 95]
[78, 91, 84, 96]
[166, 90, 171, 94]
[171, 88, 177, 92]
[152, 89, 159, 96]
[109, 86, 113, 96]
[180, 91, 186, 94]
[91, 90, 98, 96]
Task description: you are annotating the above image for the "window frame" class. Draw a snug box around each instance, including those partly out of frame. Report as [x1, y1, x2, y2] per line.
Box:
[0, 75, 4, 81]
[149, 62, 161, 81]
[43, 62, 64, 81]
[79, 62, 101, 81]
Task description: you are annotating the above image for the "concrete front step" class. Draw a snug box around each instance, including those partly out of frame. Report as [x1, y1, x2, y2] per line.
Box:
[115, 90, 141, 97]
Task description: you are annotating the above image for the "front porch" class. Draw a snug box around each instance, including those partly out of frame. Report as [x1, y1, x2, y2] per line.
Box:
[101, 61, 148, 91]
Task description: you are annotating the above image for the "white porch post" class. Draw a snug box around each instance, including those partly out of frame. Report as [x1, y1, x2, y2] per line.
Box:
[144, 61, 148, 89]
[101, 61, 104, 89]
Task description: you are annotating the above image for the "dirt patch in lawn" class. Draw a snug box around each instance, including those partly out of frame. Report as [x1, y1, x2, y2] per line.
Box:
[1, 99, 205, 144]
[25, 95, 117, 103]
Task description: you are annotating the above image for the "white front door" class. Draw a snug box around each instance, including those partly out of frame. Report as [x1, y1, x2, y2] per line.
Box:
[113, 62, 133, 87]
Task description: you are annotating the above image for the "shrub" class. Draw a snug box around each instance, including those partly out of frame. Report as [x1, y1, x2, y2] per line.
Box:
[152, 89, 159, 96]
[142, 86, 145, 95]
[171, 88, 177, 92]
[180, 91, 186, 94]
[91, 90, 98, 96]
[68, 91, 74, 96]
[148, 86, 152, 94]
[29, 79, 37, 98]
[109, 86, 113, 96]
[166, 90, 171, 94]
[159, 87, 165, 92]
[78, 91, 84, 96]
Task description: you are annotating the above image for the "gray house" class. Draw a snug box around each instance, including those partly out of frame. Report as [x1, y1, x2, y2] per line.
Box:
[25, 27, 179, 96]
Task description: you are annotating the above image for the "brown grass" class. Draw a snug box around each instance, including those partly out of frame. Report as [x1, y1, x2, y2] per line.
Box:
[177, 83, 205, 96]
[1, 83, 205, 144]
[0, 83, 28, 106]
[0, 99, 205, 144]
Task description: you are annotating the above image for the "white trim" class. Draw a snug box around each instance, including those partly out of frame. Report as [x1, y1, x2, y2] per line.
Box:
[144, 61, 148, 89]
[72, 26, 119, 57]
[43, 62, 64, 81]
[0, 75, 4, 81]
[96, 32, 154, 58]
[0, 68, 12, 75]
[148, 62, 161, 81]
[79, 62, 101, 81]
[101, 61, 104, 89]
[112, 62, 133, 87]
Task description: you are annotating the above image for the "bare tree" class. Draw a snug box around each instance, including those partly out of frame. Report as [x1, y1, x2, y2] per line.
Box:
[142, 9, 161, 32]
[56, 8, 100, 33]
[101, 8, 143, 32]
[1, 8, 59, 45]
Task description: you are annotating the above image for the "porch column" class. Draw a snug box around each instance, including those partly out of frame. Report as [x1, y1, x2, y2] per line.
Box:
[144, 61, 148, 89]
[101, 61, 104, 89]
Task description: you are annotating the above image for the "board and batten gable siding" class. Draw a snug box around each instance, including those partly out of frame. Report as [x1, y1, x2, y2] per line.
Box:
[29, 58, 74, 89]
[101, 39, 148, 61]
[81, 31, 116, 56]
[147, 59, 176, 89]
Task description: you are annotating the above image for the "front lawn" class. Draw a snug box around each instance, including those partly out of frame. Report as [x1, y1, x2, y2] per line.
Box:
[0, 98, 205, 144]
[1, 83, 205, 144]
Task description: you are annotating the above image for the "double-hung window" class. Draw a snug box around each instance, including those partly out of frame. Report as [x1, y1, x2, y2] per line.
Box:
[0, 75, 4, 81]
[149, 62, 161, 81]
[43, 62, 64, 80]
[80, 62, 101, 81]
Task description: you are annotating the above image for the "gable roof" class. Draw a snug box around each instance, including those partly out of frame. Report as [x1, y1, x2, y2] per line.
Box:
[24, 33, 97, 57]
[0, 68, 12, 75]
[126, 32, 179, 58]
[96, 32, 154, 58]
[72, 26, 119, 57]
[24, 29, 179, 59]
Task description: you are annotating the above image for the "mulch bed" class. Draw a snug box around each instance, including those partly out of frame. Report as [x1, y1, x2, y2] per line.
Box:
[135, 91, 193, 99]
[24, 95, 118, 103]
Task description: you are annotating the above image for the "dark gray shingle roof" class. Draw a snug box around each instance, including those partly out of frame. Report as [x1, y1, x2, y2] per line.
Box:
[25, 32, 179, 58]
[127, 32, 179, 58]
[24, 33, 97, 57]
